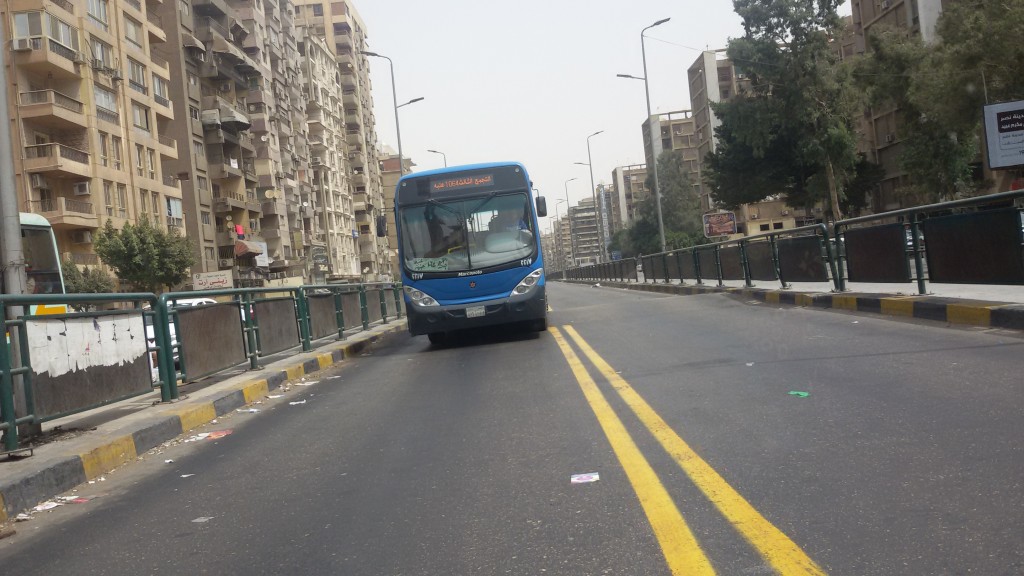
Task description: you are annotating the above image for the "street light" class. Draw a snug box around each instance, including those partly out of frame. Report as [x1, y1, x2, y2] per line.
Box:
[564, 177, 577, 266]
[617, 17, 670, 252]
[427, 149, 447, 167]
[579, 130, 605, 262]
[360, 51, 422, 176]
[554, 199, 568, 271]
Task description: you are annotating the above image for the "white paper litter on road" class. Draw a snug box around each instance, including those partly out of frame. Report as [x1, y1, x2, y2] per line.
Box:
[181, 474, 195, 478]
[268, 395, 284, 399]
[34, 501, 63, 511]
[165, 459, 174, 463]
[295, 381, 318, 386]
[325, 376, 341, 380]
[191, 517, 214, 523]
[746, 362, 755, 367]
[237, 408, 260, 413]
[15, 513, 31, 522]
[289, 400, 307, 405]
[570, 473, 600, 484]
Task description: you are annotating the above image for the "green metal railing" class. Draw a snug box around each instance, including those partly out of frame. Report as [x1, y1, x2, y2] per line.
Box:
[0, 293, 159, 453]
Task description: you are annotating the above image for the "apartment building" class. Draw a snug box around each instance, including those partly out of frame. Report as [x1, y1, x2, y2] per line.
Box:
[610, 164, 648, 232]
[293, 0, 389, 282]
[5, 0, 181, 270]
[379, 150, 415, 280]
[687, 50, 803, 235]
[569, 198, 599, 266]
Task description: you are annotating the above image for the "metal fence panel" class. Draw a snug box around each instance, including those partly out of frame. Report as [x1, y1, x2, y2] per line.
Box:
[924, 209, 1024, 284]
[719, 246, 744, 280]
[341, 292, 363, 329]
[697, 249, 718, 282]
[845, 224, 910, 283]
[366, 290, 384, 323]
[308, 294, 340, 340]
[254, 298, 300, 356]
[745, 242, 776, 281]
[28, 312, 151, 420]
[777, 236, 828, 282]
[678, 252, 697, 280]
[178, 304, 246, 381]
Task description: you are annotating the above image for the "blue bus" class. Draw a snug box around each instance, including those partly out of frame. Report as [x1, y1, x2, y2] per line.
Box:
[390, 162, 548, 344]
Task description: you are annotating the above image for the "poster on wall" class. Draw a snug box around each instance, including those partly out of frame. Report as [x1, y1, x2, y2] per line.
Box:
[983, 100, 1024, 170]
[703, 212, 737, 237]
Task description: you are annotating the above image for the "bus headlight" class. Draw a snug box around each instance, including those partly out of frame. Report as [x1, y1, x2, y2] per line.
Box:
[513, 268, 543, 295]
[404, 286, 439, 307]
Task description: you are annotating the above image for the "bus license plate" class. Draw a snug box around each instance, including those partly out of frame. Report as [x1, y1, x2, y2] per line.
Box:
[466, 306, 485, 318]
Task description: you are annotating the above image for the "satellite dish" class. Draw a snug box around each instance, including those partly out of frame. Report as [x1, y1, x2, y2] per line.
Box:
[266, 190, 275, 199]
[225, 215, 233, 221]
[260, 135, 268, 142]
[302, 201, 309, 207]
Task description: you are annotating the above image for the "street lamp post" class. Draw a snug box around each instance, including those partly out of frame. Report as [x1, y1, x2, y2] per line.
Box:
[563, 177, 577, 267]
[426, 149, 447, 167]
[616, 17, 670, 252]
[554, 199, 567, 271]
[360, 51, 423, 176]
[576, 130, 605, 262]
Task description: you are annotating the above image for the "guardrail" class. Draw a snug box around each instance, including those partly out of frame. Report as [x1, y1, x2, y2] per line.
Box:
[0, 293, 160, 453]
[553, 190, 1024, 295]
[1, 283, 403, 454]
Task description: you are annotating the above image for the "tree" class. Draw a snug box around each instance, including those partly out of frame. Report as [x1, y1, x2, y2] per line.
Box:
[94, 218, 196, 293]
[705, 0, 861, 220]
[62, 258, 117, 310]
[628, 150, 705, 254]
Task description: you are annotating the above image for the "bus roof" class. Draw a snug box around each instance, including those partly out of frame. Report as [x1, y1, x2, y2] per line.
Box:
[397, 161, 528, 184]
[20, 212, 52, 228]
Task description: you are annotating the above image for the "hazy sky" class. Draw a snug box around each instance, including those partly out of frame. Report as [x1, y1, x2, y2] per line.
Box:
[355, 1, 851, 227]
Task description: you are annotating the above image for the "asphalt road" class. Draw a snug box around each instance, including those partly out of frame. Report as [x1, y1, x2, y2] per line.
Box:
[1, 282, 1022, 575]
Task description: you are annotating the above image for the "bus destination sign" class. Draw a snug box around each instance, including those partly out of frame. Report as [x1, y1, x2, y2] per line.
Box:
[431, 174, 494, 193]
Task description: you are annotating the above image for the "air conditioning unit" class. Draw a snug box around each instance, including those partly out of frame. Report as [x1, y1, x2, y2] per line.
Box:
[72, 181, 90, 196]
[219, 83, 232, 92]
[750, 214, 759, 220]
[92, 58, 105, 70]
[30, 174, 49, 189]
[73, 52, 88, 64]
[12, 38, 34, 52]
[72, 231, 93, 244]
[885, 133, 896, 143]
[219, 258, 234, 268]
[110, 70, 123, 81]
[311, 156, 323, 165]
[781, 210, 790, 216]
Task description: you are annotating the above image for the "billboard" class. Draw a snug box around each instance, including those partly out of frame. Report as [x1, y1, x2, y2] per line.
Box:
[703, 212, 737, 237]
[193, 270, 233, 290]
[983, 100, 1024, 170]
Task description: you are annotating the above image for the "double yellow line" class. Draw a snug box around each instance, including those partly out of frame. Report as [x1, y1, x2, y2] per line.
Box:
[550, 325, 825, 576]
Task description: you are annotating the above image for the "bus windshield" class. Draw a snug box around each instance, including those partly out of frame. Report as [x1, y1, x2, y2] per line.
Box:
[400, 192, 535, 273]
[22, 225, 64, 294]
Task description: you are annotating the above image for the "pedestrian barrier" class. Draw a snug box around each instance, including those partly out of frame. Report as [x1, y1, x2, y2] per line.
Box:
[0, 283, 404, 453]
[552, 190, 1024, 294]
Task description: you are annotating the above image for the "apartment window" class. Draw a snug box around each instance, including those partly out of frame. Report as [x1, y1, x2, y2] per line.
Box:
[111, 136, 123, 169]
[204, 247, 215, 263]
[147, 149, 157, 179]
[117, 184, 128, 216]
[103, 181, 114, 216]
[311, 4, 323, 16]
[139, 189, 148, 213]
[128, 59, 147, 94]
[131, 102, 150, 131]
[166, 197, 183, 227]
[151, 191, 160, 215]
[124, 16, 142, 47]
[187, 72, 198, 88]
[192, 140, 204, 156]
[90, 38, 112, 67]
[190, 106, 200, 121]
[179, 0, 189, 17]
[94, 84, 117, 112]
[98, 132, 109, 167]
[87, 0, 109, 30]
[201, 211, 212, 225]
[153, 74, 169, 103]
[135, 144, 145, 176]
[197, 175, 208, 192]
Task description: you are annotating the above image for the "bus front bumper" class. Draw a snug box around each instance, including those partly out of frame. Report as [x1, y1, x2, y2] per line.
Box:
[406, 286, 547, 336]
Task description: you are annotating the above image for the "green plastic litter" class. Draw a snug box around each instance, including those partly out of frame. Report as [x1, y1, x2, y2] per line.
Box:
[788, 391, 810, 398]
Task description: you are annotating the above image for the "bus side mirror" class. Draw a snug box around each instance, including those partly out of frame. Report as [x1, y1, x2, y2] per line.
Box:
[535, 196, 547, 218]
[376, 214, 387, 237]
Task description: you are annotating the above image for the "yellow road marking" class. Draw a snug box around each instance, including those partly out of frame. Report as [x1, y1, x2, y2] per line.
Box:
[549, 327, 715, 576]
[562, 325, 826, 576]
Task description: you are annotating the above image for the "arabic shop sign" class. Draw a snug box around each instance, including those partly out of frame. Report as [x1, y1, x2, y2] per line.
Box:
[983, 100, 1024, 170]
[193, 270, 234, 290]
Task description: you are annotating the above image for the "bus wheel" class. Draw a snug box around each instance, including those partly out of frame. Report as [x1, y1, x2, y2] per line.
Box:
[427, 332, 446, 345]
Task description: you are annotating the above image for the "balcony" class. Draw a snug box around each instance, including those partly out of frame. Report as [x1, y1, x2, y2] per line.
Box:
[11, 36, 81, 80]
[156, 133, 178, 159]
[147, 12, 166, 43]
[18, 90, 86, 131]
[212, 190, 247, 213]
[23, 143, 91, 179]
[262, 200, 287, 215]
[193, 0, 228, 17]
[37, 197, 98, 229]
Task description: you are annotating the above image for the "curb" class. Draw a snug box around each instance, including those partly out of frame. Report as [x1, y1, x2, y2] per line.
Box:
[577, 280, 1024, 331]
[0, 325, 407, 522]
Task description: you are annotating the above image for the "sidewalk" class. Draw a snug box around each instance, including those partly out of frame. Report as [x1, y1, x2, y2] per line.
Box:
[580, 277, 1024, 331]
[0, 322, 408, 523]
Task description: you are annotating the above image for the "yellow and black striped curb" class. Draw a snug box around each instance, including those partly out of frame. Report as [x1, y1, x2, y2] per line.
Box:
[572, 280, 1024, 331]
[0, 325, 407, 523]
